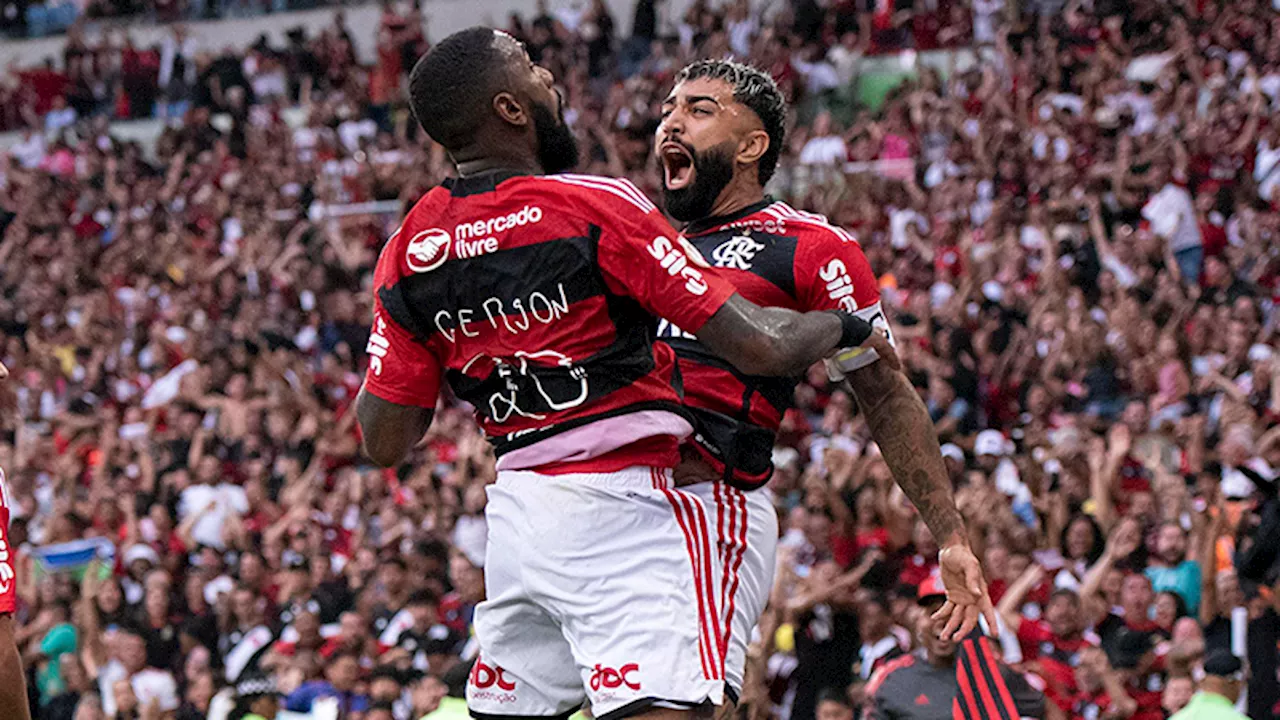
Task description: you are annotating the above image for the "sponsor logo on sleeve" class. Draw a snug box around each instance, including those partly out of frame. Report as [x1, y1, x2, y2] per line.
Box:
[818, 258, 858, 312]
[366, 315, 390, 376]
[406, 228, 451, 273]
[647, 236, 709, 296]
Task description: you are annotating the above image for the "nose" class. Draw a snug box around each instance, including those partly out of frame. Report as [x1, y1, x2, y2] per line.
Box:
[660, 112, 684, 140]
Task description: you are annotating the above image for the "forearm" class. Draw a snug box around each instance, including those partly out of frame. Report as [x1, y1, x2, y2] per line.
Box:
[1100, 674, 1136, 718]
[1079, 550, 1116, 602]
[355, 386, 434, 468]
[0, 617, 32, 720]
[698, 299, 843, 377]
[845, 363, 966, 548]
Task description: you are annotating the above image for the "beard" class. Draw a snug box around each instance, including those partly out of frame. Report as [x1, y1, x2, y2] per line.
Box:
[661, 141, 736, 223]
[532, 99, 580, 175]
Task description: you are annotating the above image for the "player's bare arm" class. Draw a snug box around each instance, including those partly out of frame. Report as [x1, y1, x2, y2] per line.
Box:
[356, 387, 434, 468]
[0, 361, 31, 720]
[0, 615, 30, 720]
[697, 294, 898, 377]
[843, 358, 997, 640]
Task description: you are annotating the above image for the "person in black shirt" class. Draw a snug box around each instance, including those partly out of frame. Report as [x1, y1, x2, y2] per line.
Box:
[137, 574, 181, 673]
[790, 561, 869, 720]
[42, 655, 91, 720]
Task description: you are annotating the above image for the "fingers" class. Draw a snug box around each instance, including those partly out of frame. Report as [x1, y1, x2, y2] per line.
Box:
[981, 598, 999, 637]
[931, 599, 955, 625]
[939, 602, 964, 640]
[952, 605, 978, 642]
[870, 334, 901, 372]
[0, 361, 7, 380]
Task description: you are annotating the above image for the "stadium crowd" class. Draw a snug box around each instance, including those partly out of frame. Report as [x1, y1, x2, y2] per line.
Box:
[3, 0, 1280, 718]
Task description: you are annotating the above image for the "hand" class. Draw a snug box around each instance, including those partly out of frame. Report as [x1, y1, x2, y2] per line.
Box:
[1108, 518, 1142, 557]
[1106, 423, 1132, 459]
[865, 330, 901, 372]
[0, 361, 7, 380]
[931, 543, 999, 641]
[672, 444, 717, 488]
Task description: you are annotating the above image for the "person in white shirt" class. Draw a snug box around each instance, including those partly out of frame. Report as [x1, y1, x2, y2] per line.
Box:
[798, 111, 849, 167]
[178, 454, 248, 551]
[1141, 164, 1203, 284]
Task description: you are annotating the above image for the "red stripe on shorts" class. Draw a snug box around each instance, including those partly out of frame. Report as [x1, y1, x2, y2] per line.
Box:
[680, 490, 724, 672]
[661, 479, 717, 680]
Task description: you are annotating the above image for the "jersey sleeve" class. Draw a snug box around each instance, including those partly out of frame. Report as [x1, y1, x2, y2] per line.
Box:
[362, 236, 443, 409]
[1000, 665, 1047, 720]
[575, 176, 735, 332]
[793, 226, 893, 375]
[0, 469, 16, 615]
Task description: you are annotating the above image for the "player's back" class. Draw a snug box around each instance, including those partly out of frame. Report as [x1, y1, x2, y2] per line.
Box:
[657, 199, 888, 488]
[366, 170, 734, 473]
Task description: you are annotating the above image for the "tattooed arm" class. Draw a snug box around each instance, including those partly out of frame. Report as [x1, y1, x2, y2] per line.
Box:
[844, 355, 997, 639]
[845, 360, 965, 544]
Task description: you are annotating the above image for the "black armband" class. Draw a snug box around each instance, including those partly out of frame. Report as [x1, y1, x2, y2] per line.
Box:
[826, 310, 873, 348]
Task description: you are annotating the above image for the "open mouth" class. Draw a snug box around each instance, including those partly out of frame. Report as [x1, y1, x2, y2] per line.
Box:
[660, 141, 695, 190]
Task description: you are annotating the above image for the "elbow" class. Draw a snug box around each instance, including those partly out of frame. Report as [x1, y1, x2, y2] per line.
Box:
[719, 331, 790, 377]
[361, 440, 403, 469]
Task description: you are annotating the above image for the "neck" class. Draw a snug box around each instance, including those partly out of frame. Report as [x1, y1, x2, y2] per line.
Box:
[451, 141, 541, 178]
[928, 653, 955, 669]
[706, 175, 765, 220]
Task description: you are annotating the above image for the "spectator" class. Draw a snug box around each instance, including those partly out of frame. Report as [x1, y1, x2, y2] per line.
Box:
[282, 651, 368, 715]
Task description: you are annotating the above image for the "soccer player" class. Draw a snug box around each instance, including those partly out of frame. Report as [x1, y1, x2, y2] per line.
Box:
[652, 59, 995, 701]
[0, 360, 33, 720]
[356, 27, 892, 720]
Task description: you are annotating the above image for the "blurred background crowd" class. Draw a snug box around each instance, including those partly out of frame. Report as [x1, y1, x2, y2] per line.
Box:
[3, 0, 1280, 718]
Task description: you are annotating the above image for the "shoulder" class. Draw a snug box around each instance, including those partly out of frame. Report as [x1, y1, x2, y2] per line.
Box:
[866, 653, 917, 696]
[769, 202, 858, 246]
[532, 173, 658, 215]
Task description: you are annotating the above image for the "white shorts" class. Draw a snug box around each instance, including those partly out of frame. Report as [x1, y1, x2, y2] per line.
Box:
[468, 466, 733, 720]
[680, 482, 778, 698]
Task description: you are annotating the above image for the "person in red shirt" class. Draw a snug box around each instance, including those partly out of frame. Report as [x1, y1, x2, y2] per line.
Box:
[0, 361, 33, 720]
[356, 28, 892, 720]
[998, 564, 1099, 712]
[1068, 647, 1138, 720]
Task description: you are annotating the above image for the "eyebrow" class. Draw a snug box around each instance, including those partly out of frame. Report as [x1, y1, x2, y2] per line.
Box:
[662, 94, 726, 108]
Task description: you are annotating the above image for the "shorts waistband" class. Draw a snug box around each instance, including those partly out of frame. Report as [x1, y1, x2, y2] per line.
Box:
[497, 465, 673, 490]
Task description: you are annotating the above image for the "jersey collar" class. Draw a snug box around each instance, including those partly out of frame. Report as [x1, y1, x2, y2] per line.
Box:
[443, 169, 528, 197]
[682, 196, 775, 237]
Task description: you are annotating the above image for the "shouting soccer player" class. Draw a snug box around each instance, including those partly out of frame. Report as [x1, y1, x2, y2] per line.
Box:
[357, 27, 894, 720]
[0, 360, 33, 720]
[652, 60, 996, 706]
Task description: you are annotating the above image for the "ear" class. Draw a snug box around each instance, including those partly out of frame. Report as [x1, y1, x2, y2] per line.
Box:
[493, 92, 529, 128]
[737, 129, 770, 167]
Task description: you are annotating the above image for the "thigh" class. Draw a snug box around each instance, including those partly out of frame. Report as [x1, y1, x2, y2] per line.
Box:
[519, 468, 728, 720]
[469, 483, 585, 719]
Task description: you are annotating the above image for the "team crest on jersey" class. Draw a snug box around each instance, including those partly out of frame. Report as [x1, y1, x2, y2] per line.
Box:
[406, 228, 451, 273]
[711, 235, 766, 270]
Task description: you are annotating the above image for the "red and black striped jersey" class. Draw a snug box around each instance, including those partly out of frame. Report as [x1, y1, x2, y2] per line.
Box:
[363, 170, 736, 473]
[656, 199, 889, 489]
[0, 469, 14, 614]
